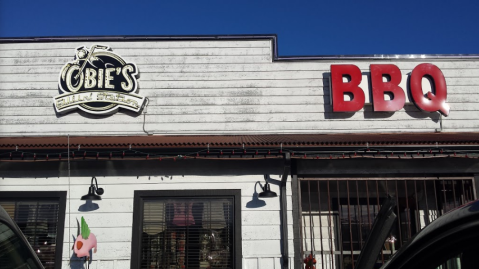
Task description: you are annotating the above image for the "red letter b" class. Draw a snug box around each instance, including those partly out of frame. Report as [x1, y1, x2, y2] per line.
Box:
[330, 65, 365, 112]
[370, 64, 406, 111]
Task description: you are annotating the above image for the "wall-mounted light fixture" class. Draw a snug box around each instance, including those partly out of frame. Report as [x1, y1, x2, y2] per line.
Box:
[259, 175, 277, 198]
[81, 177, 104, 200]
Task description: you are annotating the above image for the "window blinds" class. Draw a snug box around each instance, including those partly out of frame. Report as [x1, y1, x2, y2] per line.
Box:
[0, 200, 60, 269]
[141, 198, 234, 269]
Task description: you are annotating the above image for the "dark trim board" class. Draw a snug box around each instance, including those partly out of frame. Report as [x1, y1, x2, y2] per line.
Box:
[295, 158, 479, 177]
[3, 157, 479, 178]
[131, 189, 242, 269]
[0, 158, 284, 178]
[2, 34, 479, 60]
[0, 191, 67, 269]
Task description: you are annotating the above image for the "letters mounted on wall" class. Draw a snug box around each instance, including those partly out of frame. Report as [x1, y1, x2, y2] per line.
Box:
[330, 64, 450, 116]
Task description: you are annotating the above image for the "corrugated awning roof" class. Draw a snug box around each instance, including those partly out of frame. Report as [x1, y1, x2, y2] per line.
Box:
[1, 133, 478, 149]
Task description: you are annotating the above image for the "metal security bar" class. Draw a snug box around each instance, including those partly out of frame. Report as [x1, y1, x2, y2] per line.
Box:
[299, 178, 475, 269]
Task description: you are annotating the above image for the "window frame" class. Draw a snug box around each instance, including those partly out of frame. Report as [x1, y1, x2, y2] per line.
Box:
[131, 189, 242, 269]
[0, 191, 67, 269]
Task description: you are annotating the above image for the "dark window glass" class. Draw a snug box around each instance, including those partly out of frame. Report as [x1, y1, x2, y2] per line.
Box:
[140, 198, 234, 269]
[0, 222, 42, 269]
[0, 200, 61, 269]
[0, 221, 42, 269]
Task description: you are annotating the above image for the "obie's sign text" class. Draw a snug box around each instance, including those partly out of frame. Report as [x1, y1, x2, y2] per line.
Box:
[54, 45, 146, 115]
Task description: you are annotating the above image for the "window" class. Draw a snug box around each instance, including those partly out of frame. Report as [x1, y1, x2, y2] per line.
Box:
[299, 178, 475, 269]
[0, 191, 67, 269]
[0, 221, 42, 269]
[425, 244, 479, 269]
[131, 190, 242, 269]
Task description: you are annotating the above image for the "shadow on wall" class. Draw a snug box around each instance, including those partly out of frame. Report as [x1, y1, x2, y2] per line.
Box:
[69, 218, 94, 269]
[246, 190, 266, 208]
[78, 200, 100, 212]
[246, 182, 267, 208]
[246, 180, 279, 208]
[54, 104, 142, 119]
[403, 104, 440, 122]
[322, 72, 356, 120]
[70, 235, 93, 269]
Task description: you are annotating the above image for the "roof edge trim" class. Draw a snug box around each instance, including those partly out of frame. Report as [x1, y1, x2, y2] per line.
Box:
[2, 34, 479, 60]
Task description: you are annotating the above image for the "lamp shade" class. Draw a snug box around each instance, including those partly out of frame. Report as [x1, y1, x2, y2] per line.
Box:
[81, 186, 102, 200]
[81, 176, 105, 201]
[259, 182, 277, 198]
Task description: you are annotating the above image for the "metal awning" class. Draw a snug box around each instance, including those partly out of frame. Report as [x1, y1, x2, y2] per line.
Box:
[1, 133, 478, 150]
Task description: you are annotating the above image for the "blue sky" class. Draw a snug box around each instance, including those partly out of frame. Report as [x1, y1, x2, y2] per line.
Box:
[1, 0, 478, 56]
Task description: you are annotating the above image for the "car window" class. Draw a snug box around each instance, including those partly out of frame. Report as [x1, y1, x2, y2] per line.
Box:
[432, 245, 479, 269]
[420, 242, 479, 269]
[434, 254, 461, 269]
[0, 221, 42, 269]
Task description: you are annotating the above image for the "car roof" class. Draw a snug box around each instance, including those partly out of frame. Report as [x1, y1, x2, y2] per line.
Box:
[398, 199, 479, 249]
[381, 199, 479, 268]
[0, 204, 45, 269]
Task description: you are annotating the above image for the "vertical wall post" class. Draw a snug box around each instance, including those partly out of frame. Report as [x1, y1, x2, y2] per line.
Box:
[292, 174, 302, 269]
[281, 152, 291, 269]
[474, 174, 479, 199]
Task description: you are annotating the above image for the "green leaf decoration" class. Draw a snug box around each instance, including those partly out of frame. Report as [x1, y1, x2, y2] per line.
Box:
[81, 216, 91, 239]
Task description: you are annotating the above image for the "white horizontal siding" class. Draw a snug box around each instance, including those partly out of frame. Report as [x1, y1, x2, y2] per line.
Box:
[0, 47, 271, 58]
[1, 103, 479, 118]
[0, 39, 478, 136]
[64, 259, 130, 269]
[0, 175, 296, 268]
[2, 69, 478, 82]
[0, 40, 272, 50]
[1, 76, 478, 87]
[1, 62, 479, 74]
[0, 121, 444, 136]
[0, 56, 273, 66]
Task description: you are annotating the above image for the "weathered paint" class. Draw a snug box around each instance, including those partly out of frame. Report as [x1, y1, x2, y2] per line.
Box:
[0, 39, 478, 136]
[0, 175, 294, 268]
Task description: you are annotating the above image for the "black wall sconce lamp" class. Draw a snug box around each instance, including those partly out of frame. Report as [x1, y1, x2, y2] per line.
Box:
[259, 174, 277, 198]
[81, 177, 104, 200]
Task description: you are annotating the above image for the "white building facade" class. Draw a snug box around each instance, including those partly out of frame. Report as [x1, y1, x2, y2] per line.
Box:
[0, 36, 478, 269]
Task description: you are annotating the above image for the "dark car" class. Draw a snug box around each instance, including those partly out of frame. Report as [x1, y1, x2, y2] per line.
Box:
[356, 197, 479, 269]
[0, 205, 44, 269]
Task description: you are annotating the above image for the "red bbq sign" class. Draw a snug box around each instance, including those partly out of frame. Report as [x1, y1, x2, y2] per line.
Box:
[330, 63, 450, 116]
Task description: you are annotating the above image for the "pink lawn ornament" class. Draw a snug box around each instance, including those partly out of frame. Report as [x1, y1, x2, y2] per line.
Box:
[74, 233, 97, 258]
[73, 217, 97, 259]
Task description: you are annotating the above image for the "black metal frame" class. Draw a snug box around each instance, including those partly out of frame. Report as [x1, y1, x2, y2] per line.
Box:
[0, 191, 67, 269]
[131, 189, 242, 269]
[355, 196, 397, 269]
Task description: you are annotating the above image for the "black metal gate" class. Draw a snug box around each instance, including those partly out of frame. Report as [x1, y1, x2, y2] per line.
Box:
[299, 178, 476, 269]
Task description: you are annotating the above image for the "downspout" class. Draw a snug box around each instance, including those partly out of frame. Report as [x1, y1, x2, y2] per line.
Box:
[281, 152, 291, 269]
